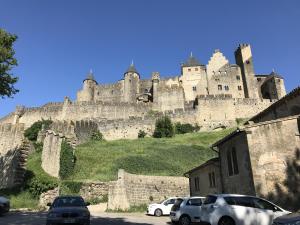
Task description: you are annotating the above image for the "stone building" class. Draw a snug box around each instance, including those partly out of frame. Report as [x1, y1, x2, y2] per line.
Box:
[185, 87, 300, 209]
[76, 44, 286, 108]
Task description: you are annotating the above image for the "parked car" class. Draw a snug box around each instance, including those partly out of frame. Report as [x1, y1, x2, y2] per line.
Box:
[0, 196, 10, 215]
[46, 195, 90, 225]
[169, 196, 205, 225]
[147, 197, 178, 216]
[201, 194, 290, 225]
[272, 212, 300, 225]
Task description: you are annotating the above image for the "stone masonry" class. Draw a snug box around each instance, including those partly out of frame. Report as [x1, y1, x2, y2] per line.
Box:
[108, 169, 189, 210]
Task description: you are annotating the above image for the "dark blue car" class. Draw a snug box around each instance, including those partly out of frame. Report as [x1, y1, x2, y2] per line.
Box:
[46, 196, 90, 225]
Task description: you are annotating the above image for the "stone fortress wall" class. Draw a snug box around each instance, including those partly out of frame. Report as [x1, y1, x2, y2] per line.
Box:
[41, 120, 99, 177]
[0, 123, 25, 189]
[108, 169, 189, 210]
[0, 44, 286, 138]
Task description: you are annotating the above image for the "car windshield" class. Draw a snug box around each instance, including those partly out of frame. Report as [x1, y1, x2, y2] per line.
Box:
[52, 197, 86, 208]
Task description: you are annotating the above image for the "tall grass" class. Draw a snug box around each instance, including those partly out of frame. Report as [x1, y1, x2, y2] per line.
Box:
[70, 129, 233, 182]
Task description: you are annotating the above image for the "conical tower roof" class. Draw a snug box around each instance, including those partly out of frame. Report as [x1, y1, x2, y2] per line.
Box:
[83, 69, 97, 84]
[182, 52, 202, 67]
[124, 61, 139, 76]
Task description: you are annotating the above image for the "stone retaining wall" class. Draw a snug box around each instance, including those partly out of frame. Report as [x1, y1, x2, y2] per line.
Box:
[108, 169, 189, 210]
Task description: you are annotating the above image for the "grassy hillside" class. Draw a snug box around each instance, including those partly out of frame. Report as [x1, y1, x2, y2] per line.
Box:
[70, 129, 233, 182]
[0, 151, 58, 209]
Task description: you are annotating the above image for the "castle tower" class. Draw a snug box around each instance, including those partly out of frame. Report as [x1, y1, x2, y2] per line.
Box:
[77, 70, 97, 102]
[151, 72, 160, 104]
[234, 44, 258, 98]
[123, 62, 140, 103]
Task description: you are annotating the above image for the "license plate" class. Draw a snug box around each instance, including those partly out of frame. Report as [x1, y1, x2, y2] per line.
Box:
[64, 219, 76, 223]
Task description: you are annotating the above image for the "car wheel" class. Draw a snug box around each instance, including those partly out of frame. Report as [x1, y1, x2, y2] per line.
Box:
[154, 209, 163, 217]
[179, 215, 191, 225]
[218, 216, 235, 225]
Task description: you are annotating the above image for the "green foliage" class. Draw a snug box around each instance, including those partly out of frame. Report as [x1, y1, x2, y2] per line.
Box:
[33, 142, 43, 153]
[25, 172, 58, 198]
[90, 130, 104, 141]
[69, 129, 234, 182]
[0, 29, 19, 98]
[153, 115, 174, 138]
[60, 181, 83, 195]
[106, 204, 147, 213]
[87, 194, 108, 204]
[24, 119, 52, 141]
[0, 187, 38, 209]
[175, 122, 200, 134]
[59, 141, 75, 179]
[138, 130, 146, 138]
[0, 151, 59, 209]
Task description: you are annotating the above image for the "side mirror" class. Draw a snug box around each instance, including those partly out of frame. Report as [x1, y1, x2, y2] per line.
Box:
[85, 202, 90, 206]
[47, 203, 52, 207]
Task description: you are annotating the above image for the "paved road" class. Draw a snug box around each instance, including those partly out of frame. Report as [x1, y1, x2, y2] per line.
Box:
[0, 211, 171, 225]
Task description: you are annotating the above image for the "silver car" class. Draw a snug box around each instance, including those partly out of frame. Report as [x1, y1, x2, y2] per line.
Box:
[169, 196, 205, 225]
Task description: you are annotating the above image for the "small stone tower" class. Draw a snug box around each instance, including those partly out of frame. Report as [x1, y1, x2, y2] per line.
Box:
[151, 72, 160, 104]
[235, 44, 258, 99]
[123, 62, 140, 103]
[79, 70, 97, 102]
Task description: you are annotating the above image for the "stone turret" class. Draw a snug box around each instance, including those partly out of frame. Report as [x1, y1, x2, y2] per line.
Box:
[235, 44, 258, 99]
[124, 62, 140, 103]
[77, 70, 97, 102]
[151, 72, 160, 104]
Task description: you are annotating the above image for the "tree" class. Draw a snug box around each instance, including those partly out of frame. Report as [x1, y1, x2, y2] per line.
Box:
[0, 29, 19, 98]
[153, 115, 174, 138]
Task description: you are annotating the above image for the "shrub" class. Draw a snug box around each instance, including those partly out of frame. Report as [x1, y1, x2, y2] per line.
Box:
[59, 141, 75, 179]
[60, 181, 83, 195]
[87, 194, 108, 204]
[24, 119, 52, 141]
[175, 122, 200, 134]
[24, 171, 58, 198]
[138, 130, 146, 138]
[33, 142, 43, 153]
[90, 131, 104, 141]
[153, 115, 174, 138]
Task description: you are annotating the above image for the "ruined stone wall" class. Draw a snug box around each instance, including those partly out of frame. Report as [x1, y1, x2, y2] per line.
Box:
[39, 182, 109, 207]
[79, 182, 109, 201]
[246, 116, 300, 196]
[0, 123, 25, 189]
[108, 169, 189, 210]
[42, 130, 63, 177]
[0, 148, 19, 189]
[0, 123, 25, 155]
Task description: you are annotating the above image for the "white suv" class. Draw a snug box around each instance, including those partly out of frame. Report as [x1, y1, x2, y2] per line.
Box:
[147, 197, 178, 216]
[201, 194, 290, 225]
[169, 196, 205, 225]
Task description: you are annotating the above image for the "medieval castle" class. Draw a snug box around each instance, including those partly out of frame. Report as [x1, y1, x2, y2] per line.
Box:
[0, 43, 286, 136]
[0, 43, 288, 185]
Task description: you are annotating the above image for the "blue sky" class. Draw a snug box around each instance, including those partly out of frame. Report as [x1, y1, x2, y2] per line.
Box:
[1, 0, 300, 117]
